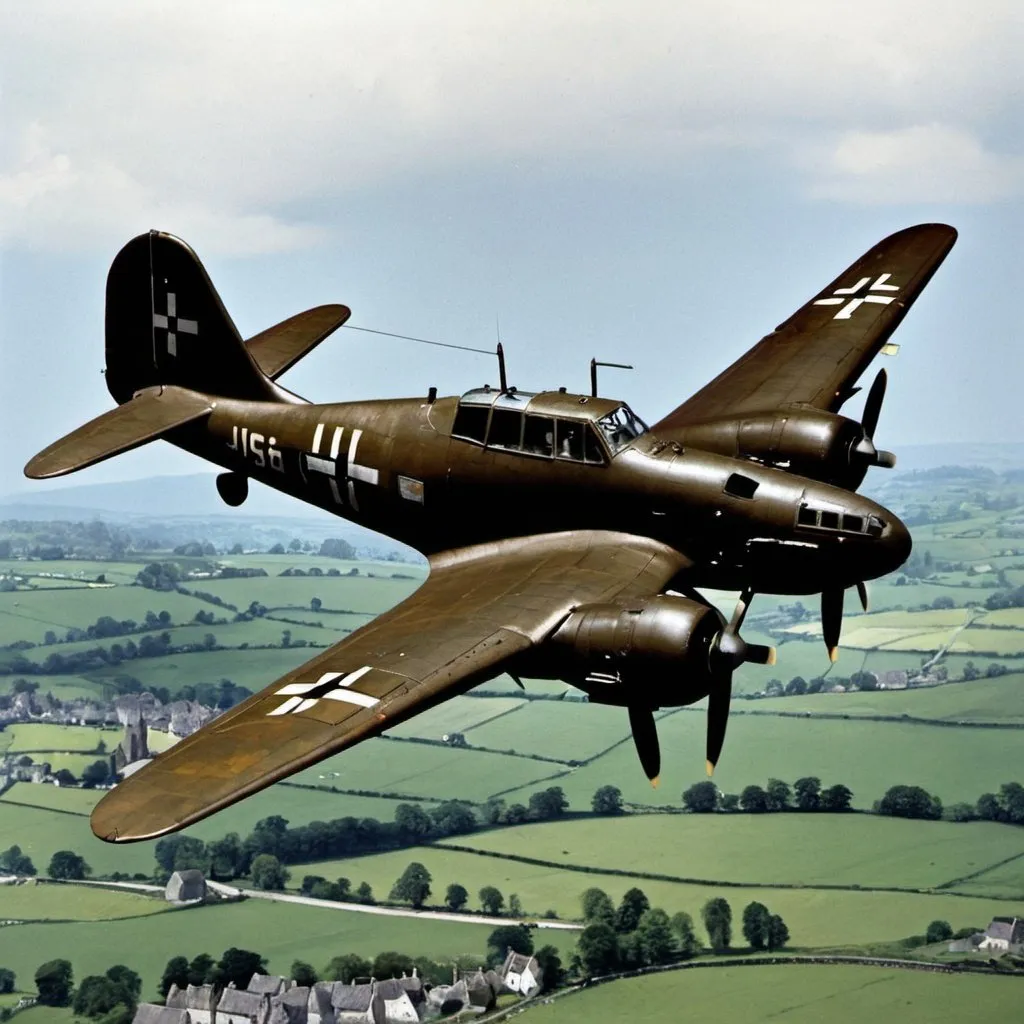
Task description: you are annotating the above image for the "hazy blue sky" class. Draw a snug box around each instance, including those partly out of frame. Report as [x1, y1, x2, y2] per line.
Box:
[2, 2, 1021, 494]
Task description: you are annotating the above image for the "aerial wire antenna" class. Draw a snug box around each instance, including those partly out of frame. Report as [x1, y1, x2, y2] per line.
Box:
[590, 358, 634, 398]
[343, 325, 494, 356]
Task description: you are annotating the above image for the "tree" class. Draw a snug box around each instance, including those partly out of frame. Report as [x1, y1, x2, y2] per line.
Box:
[765, 779, 791, 812]
[269, 543, 286, 554]
[372, 952, 414, 979]
[701, 897, 732, 952]
[81, 760, 111, 788]
[785, 676, 807, 696]
[487, 924, 533, 967]
[670, 912, 700, 957]
[479, 886, 504, 914]
[615, 887, 650, 934]
[926, 920, 953, 943]
[766, 914, 789, 950]
[977, 792, 1004, 821]
[793, 776, 821, 811]
[742, 901, 771, 950]
[310, 597, 322, 612]
[577, 922, 619, 976]
[250, 853, 289, 891]
[187, 954, 215, 987]
[1000, 781, 1024, 824]
[355, 881, 374, 904]
[290, 961, 317, 987]
[683, 781, 718, 813]
[48, 850, 90, 880]
[322, 954, 371, 983]
[445, 883, 469, 911]
[390, 862, 432, 908]
[207, 833, 244, 880]
[591, 785, 624, 815]
[740, 785, 768, 813]
[528, 787, 568, 820]
[54, 769, 77, 787]
[159, 957, 190, 998]
[533, 945, 563, 993]
[215, 948, 267, 990]
[319, 538, 356, 559]
[35, 960, 73, 1006]
[820, 784, 853, 812]
[0, 969, 15, 994]
[0, 845, 35, 875]
[580, 887, 615, 927]
[509, 893, 523, 917]
[719, 793, 740, 812]
[636, 908, 676, 965]
[394, 804, 434, 840]
[876, 785, 942, 821]
[430, 801, 477, 835]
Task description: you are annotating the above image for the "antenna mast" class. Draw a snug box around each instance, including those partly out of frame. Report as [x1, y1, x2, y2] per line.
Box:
[590, 358, 633, 398]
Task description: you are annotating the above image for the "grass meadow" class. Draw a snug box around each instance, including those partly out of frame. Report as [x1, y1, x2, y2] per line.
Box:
[520, 964, 1024, 1024]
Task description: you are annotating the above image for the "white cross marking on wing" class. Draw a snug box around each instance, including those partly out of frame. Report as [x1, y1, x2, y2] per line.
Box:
[267, 666, 378, 716]
[813, 273, 900, 320]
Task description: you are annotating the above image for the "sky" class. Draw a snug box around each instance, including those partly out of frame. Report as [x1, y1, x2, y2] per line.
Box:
[1, 1, 1021, 494]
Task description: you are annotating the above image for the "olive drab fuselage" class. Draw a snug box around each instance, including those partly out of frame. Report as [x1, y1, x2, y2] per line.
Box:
[173, 386, 910, 597]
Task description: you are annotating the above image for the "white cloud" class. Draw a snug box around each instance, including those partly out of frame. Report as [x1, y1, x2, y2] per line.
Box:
[0, 1, 1020, 252]
[807, 124, 1024, 204]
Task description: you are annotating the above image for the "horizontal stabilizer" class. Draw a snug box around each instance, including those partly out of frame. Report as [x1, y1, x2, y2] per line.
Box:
[246, 304, 351, 380]
[25, 385, 214, 479]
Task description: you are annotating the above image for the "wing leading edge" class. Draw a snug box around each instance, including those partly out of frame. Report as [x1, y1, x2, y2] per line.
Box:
[91, 530, 689, 842]
[654, 223, 957, 432]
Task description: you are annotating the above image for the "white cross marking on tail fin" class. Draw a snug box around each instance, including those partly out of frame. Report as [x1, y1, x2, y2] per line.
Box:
[813, 273, 901, 320]
[153, 292, 199, 356]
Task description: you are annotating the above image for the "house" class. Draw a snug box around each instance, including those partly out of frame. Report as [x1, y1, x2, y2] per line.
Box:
[874, 670, 909, 690]
[217, 987, 269, 1024]
[426, 979, 469, 1017]
[331, 983, 374, 1024]
[267, 986, 308, 1024]
[463, 970, 499, 1011]
[248, 976, 289, 999]
[500, 951, 543, 997]
[165, 984, 217, 1024]
[306, 982, 339, 1024]
[371, 980, 419, 1024]
[978, 916, 1024, 951]
[132, 1005, 192, 1024]
[165, 869, 207, 903]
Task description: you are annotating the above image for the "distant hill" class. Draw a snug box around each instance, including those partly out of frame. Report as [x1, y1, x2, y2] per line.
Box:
[891, 443, 1024, 474]
[0, 474, 416, 559]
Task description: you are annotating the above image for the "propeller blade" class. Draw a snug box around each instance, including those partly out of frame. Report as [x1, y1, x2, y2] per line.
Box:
[861, 368, 888, 440]
[856, 580, 869, 612]
[706, 675, 733, 776]
[628, 705, 661, 785]
[821, 588, 844, 662]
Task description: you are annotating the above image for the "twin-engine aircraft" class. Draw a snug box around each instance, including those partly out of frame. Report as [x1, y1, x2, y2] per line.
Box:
[25, 223, 957, 843]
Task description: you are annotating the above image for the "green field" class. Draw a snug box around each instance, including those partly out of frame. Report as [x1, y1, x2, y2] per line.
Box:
[438, 815, 1024, 893]
[4, 724, 114, 753]
[490, 711, 1024, 811]
[521, 964, 1024, 1024]
[0, 782, 442, 879]
[747, 674, 1024, 724]
[0, 898, 573, 1000]
[0, 881, 166, 921]
[286, 845, 1021, 947]
[388, 695, 527, 741]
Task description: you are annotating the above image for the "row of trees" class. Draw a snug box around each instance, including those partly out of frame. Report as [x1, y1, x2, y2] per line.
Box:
[575, 887, 790, 975]
[386, 862, 527, 917]
[0, 846, 90, 880]
[156, 788, 575, 880]
[682, 777, 852, 814]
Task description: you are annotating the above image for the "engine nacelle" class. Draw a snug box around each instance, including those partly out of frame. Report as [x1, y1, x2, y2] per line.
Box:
[667, 409, 892, 486]
[541, 594, 725, 707]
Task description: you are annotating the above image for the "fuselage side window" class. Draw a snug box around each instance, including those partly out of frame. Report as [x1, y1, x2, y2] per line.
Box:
[487, 408, 523, 450]
[523, 415, 555, 457]
[556, 420, 584, 461]
[584, 425, 606, 464]
[452, 405, 489, 444]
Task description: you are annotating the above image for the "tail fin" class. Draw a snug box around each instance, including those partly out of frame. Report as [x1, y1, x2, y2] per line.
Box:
[105, 231, 277, 404]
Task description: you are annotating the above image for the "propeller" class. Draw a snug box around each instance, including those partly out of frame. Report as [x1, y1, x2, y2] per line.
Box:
[852, 369, 897, 470]
[819, 582, 869, 660]
[704, 589, 775, 776]
[628, 705, 661, 786]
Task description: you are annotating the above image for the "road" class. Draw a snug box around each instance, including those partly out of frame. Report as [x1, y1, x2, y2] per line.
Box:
[71, 877, 582, 930]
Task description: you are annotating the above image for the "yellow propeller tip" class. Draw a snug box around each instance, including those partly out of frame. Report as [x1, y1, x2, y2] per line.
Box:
[650, 775, 660, 789]
[705, 760, 715, 777]
[829, 646, 839, 663]
[767, 647, 777, 666]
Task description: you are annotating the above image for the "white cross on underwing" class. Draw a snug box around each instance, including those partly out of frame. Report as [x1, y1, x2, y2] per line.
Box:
[153, 292, 199, 356]
[266, 666, 379, 716]
[812, 273, 900, 320]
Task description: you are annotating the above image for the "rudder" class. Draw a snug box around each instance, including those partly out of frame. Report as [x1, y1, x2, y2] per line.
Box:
[105, 231, 277, 404]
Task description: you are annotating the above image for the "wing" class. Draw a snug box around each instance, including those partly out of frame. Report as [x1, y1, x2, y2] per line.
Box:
[653, 223, 957, 432]
[91, 530, 689, 842]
